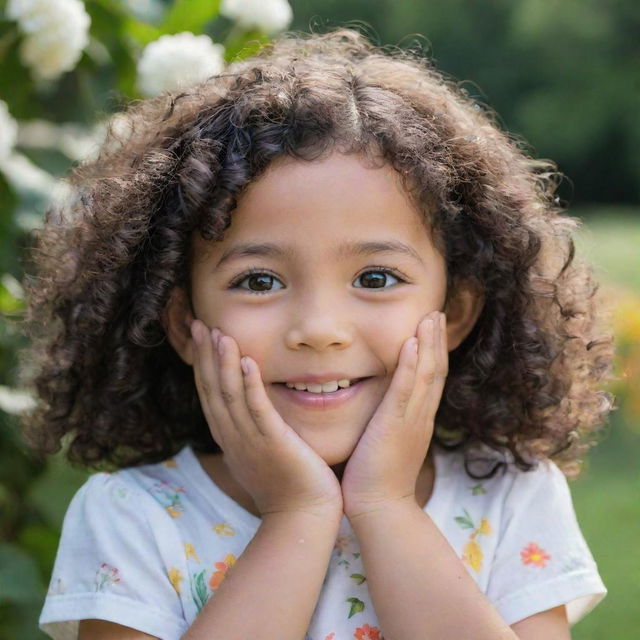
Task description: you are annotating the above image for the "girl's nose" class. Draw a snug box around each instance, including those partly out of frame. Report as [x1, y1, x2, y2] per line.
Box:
[284, 320, 352, 351]
[283, 294, 352, 351]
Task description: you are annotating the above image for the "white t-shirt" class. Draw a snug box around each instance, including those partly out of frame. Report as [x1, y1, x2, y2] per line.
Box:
[39, 443, 606, 639]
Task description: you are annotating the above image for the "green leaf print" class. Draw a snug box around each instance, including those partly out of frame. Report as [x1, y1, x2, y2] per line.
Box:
[350, 573, 366, 585]
[454, 508, 475, 529]
[346, 596, 365, 618]
[352, 552, 360, 559]
[470, 483, 487, 495]
[190, 569, 209, 613]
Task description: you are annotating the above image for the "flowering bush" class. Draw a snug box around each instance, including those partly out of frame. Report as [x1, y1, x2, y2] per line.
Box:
[221, 0, 293, 35]
[6, 0, 91, 80]
[0, 99, 18, 161]
[137, 31, 225, 96]
[608, 287, 640, 427]
[0, 2, 292, 636]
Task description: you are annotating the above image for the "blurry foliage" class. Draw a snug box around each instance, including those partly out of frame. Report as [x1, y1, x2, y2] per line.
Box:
[290, 0, 640, 204]
[0, 0, 638, 638]
[0, 1, 277, 637]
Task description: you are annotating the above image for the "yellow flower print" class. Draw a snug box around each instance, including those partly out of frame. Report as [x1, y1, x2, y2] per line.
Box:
[151, 481, 186, 517]
[478, 518, 492, 536]
[184, 543, 200, 563]
[463, 539, 484, 572]
[213, 522, 235, 536]
[455, 508, 492, 573]
[168, 568, 183, 594]
[164, 459, 178, 468]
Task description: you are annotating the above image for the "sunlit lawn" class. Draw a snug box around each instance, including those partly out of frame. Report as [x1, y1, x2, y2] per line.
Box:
[568, 207, 640, 639]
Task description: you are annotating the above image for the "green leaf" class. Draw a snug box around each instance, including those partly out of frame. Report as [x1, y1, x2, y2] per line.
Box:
[191, 569, 209, 612]
[0, 278, 24, 314]
[470, 483, 487, 495]
[0, 543, 44, 604]
[350, 573, 366, 585]
[160, 0, 222, 36]
[346, 596, 365, 618]
[123, 17, 162, 46]
[27, 455, 88, 530]
[454, 507, 475, 529]
[17, 524, 60, 579]
[223, 28, 268, 63]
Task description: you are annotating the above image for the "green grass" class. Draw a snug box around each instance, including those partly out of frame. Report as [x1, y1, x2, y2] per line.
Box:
[574, 206, 640, 290]
[570, 422, 640, 638]
[567, 206, 640, 638]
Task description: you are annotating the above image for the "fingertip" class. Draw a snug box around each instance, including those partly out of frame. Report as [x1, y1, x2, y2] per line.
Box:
[241, 356, 251, 376]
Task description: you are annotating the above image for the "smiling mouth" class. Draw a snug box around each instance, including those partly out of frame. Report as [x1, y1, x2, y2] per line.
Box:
[273, 377, 373, 391]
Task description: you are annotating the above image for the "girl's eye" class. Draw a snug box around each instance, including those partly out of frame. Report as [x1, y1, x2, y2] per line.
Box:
[353, 268, 405, 289]
[229, 267, 406, 294]
[229, 270, 284, 294]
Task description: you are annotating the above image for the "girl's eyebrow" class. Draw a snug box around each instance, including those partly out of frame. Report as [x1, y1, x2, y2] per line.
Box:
[214, 240, 425, 269]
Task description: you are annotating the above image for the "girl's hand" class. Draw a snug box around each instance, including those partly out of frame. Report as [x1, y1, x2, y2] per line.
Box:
[341, 311, 448, 521]
[190, 320, 343, 520]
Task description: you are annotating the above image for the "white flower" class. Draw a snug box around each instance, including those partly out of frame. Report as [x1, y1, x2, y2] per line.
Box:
[220, 0, 293, 35]
[137, 32, 225, 97]
[0, 100, 18, 162]
[123, 0, 163, 23]
[7, 0, 91, 80]
[0, 385, 37, 415]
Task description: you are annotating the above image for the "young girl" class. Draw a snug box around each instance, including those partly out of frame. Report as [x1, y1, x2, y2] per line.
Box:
[21, 27, 614, 640]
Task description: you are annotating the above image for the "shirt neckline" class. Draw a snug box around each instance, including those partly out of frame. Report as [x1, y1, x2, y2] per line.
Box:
[176, 442, 450, 531]
[177, 445, 262, 531]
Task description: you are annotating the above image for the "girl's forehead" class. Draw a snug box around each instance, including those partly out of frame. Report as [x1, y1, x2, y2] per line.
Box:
[223, 153, 429, 234]
[191, 152, 439, 265]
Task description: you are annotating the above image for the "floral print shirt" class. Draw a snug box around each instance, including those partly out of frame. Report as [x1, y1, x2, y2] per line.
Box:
[39, 444, 606, 639]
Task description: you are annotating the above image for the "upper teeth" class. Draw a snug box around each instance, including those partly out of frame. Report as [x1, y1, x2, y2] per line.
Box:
[285, 379, 353, 393]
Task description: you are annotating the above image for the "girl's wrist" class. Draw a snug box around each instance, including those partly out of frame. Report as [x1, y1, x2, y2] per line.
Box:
[260, 506, 344, 535]
[346, 495, 422, 530]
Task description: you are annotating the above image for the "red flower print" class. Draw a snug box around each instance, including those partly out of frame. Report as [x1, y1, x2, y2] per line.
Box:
[324, 634, 336, 640]
[520, 542, 551, 567]
[208, 553, 237, 590]
[354, 623, 382, 640]
[95, 563, 121, 591]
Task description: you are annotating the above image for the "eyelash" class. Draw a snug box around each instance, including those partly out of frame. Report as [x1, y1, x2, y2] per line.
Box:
[228, 266, 408, 294]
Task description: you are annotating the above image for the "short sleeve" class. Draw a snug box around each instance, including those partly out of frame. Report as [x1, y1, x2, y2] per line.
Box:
[485, 460, 607, 627]
[39, 472, 189, 640]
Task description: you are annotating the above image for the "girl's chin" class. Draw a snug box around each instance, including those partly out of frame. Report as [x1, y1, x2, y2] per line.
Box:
[299, 433, 359, 469]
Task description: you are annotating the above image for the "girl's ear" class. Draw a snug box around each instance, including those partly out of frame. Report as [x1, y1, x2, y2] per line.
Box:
[162, 286, 197, 366]
[443, 281, 485, 351]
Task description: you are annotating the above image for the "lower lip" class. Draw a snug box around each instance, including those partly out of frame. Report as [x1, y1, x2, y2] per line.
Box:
[271, 379, 371, 409]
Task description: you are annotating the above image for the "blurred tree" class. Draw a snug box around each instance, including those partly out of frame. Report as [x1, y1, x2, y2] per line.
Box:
[290, 0, 640, 204]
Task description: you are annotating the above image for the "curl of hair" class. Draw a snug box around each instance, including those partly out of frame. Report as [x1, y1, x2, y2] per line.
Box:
[18, 27, 616, 479]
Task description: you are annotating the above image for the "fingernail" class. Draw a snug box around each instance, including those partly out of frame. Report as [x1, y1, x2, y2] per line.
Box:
[211, 328, 221, 346]
[217, 336, 225, 356]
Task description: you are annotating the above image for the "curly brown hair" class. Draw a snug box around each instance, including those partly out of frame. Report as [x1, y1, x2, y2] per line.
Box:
[18, 27, 615, 480]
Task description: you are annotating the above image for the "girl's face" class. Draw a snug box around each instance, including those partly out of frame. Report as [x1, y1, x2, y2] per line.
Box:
[171, 151, 480, 467]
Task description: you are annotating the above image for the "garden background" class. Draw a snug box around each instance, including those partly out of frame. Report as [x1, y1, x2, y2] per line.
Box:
[0, 1, 638, 638]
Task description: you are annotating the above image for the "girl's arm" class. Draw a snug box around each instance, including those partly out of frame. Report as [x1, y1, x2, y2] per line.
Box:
[182, 508, 341, 640]
[350, 501, 571, 640]
[79, 508, 341, 640]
